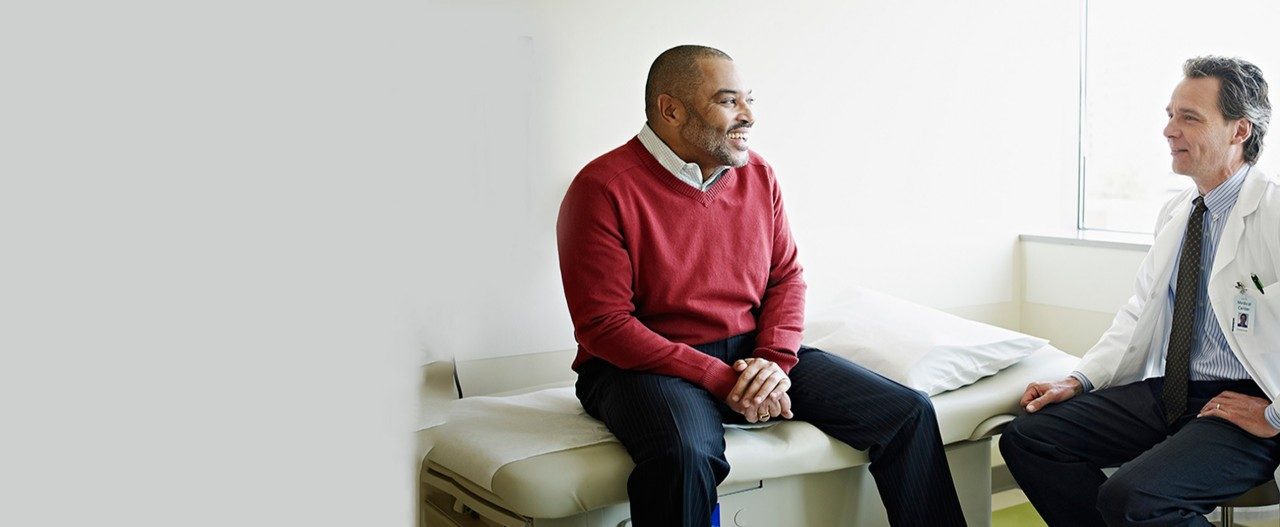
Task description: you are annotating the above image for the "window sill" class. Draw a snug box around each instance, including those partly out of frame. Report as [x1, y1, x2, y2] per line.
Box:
[1020, 230, 1153, 251]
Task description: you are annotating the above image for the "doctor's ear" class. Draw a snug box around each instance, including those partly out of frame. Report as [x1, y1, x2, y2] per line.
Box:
[1233, 119, 1253, 145]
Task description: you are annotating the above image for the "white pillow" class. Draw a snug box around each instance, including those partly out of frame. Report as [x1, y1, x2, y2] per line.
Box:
[803, 286, 1047, 395]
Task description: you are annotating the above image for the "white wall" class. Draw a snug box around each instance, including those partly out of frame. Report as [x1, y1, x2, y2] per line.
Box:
[1021, 239, 1149, 356]
[424, 0, 1085, 366]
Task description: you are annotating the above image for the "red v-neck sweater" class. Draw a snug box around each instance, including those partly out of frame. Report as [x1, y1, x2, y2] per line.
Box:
[556, 137, 806, 400]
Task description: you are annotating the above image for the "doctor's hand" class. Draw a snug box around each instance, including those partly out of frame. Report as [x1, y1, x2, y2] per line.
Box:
[1020, 377, 1084, 413]
[730, 357, 791, 408]
[1198, 391, 1280, 438]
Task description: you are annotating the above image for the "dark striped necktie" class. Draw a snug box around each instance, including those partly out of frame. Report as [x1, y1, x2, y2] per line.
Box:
[1161, 196, 1208, 425]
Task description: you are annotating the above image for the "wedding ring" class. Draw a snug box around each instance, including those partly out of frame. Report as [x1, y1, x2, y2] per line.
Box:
[1217, 403, 1222, 410]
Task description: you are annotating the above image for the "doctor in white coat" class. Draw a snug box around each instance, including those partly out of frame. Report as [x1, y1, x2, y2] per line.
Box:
[1001, 56, 1280, 527]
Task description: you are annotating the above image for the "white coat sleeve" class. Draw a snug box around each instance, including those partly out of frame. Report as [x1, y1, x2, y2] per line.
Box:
[1074, 200, 1178, 390]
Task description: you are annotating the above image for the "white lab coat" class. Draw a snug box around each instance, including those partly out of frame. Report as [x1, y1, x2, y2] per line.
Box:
[1075, 167, 1280, 480]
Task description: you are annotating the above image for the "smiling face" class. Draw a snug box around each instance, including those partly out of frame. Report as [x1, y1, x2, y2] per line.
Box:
[1164, 76, 1249, 182]
[677, 58, 755, 169]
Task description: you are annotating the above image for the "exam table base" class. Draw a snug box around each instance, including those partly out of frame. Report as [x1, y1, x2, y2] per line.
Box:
[422, 439, 993, 527]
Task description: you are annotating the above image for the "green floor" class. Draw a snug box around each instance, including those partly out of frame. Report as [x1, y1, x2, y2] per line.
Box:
[992, 502, 1047, 527]
[992, 501, 1277, 527]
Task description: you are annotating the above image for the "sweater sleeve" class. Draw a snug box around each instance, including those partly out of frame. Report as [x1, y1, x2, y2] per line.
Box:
[751, 167, 806, 374]
[556, 174, 739, 400]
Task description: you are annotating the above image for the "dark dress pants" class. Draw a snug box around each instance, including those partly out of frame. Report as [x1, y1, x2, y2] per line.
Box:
[999, 377, 1280, 527]
[575, 333, 968, 527]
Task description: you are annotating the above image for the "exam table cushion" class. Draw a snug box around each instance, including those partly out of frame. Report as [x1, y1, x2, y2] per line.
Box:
[424, 345, 1078, 519]
[805, 286, 1049, 395]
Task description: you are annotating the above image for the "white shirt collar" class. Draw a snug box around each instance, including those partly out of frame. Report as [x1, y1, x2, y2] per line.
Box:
[637, 123, 727, 191]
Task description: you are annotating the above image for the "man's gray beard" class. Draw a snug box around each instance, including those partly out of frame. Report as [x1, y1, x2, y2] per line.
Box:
[683, 112, 747, 168]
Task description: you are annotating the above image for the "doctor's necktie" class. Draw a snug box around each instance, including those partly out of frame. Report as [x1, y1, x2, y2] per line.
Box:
[1161, 196, 1208, 425]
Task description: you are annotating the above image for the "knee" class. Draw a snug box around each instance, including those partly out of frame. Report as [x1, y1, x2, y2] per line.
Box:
[898, 386, 934, 420]
[997, 414, 1049, 457]
[997, 417, 1029, 458]
[884, 388, 935, 437]
[1096, 472, 1149, 524]
[645, 435, 727, 477]
[997, 416, 1059, 475]
[674, 438, 725, 472]
[997, 426, 1017, 459]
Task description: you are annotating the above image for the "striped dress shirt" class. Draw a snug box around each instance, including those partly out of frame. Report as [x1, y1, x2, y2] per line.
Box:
[636, 123, 728, 191]
[1177, 164, 1250, 382]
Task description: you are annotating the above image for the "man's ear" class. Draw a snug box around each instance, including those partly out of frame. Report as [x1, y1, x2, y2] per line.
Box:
[656, 93, 686, 127]
[1233, 118, 1253, 145]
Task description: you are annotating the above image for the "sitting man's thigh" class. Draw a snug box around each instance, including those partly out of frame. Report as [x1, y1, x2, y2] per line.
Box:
[787, 347, 917, 399]
[1002, 379, 1169, 466]
[785, 348, 932, 434]
[1098, 416, 1280, 523]
[576, 361, 726, 447]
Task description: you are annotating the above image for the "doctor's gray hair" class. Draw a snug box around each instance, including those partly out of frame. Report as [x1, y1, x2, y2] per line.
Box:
[1184, 56, 1271, 164]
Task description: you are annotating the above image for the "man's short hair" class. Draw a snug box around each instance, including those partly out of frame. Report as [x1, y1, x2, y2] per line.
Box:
[644, 45, 733, 122]
[1184, 56, 1272, 164]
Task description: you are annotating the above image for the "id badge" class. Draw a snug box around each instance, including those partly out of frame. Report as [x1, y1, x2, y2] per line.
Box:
[1234, 293, 1256, 334]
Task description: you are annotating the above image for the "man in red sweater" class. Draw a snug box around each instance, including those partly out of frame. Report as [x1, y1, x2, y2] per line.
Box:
[557, 45, 966, 527]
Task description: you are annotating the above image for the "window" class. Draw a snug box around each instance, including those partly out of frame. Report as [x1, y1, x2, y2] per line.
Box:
[1080, 0, 1280, 233]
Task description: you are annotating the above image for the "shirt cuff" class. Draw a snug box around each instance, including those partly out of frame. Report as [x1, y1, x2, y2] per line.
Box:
[1265, 404, 1280, 432]
[1069, 371, 1094, 393]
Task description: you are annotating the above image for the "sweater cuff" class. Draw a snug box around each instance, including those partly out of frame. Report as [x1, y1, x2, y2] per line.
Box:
[753, 347, 799, 375]
[701, 361, 740, 401]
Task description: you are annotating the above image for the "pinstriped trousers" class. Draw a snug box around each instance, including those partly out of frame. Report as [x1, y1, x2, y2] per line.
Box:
[575, 333, 968, 527]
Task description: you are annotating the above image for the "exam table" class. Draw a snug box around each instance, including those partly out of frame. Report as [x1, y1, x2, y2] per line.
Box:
[420, 345, 1078, 527]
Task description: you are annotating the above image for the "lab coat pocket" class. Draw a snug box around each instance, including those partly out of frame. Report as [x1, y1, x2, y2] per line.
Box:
[1236, 289, 1280, 398]
[1239, 288, 1280, 354]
